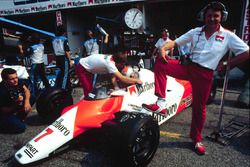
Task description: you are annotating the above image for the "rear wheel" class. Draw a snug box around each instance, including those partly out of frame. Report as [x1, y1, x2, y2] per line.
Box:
[69, 68, 80, 88]
[102, 112, 160, 167]
[36, 87, 73, 123]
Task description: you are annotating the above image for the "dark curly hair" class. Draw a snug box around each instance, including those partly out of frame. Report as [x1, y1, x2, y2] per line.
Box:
[1, 68, 17, 81]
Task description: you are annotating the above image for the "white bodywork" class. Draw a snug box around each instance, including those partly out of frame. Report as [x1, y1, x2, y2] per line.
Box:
[14, 68, 188, 164]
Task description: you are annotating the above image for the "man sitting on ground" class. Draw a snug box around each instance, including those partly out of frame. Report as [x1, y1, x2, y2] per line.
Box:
[0, 68, 34, 134]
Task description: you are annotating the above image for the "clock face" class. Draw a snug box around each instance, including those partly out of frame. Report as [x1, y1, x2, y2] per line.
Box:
[124, 8, 143, 29]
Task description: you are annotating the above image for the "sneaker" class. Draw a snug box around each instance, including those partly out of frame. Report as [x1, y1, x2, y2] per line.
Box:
[142, 103, 168, 114]
[194, 142, 206, 155]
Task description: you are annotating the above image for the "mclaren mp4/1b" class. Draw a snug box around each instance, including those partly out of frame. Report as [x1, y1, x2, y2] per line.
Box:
[11, 66, 193, 167]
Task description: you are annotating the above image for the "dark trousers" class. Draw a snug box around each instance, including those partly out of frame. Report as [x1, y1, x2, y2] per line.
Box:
[30, 63, 50, 95]
[0, 114, 26, 134]
[56, 56, 70, 90]
[0, 97, 35, 134]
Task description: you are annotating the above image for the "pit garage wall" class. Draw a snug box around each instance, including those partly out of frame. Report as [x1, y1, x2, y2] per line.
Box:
[4, 0, 246, 58]
[144, 0, 247, 79]
[66, 13, 85, 56]
[144, 0, 245, 40]
[65, 2, 145, 55]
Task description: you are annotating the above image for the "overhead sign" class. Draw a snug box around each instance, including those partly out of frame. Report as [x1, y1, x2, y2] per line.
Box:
[56, 11, 62, 26]
[241, 0, 249, 44]
[0, 0, 143, 16]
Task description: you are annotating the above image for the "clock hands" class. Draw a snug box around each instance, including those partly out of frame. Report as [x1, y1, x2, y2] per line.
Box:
[132, 11, 139, 22]
[125, 8, 142, 29]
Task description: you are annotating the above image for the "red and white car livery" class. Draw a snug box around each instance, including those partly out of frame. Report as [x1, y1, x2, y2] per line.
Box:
[13, 67, 192, 166]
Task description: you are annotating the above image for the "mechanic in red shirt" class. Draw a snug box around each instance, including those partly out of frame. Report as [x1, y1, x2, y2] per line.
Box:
[76, 47, 143, 97]
[143, 1, 249, 155]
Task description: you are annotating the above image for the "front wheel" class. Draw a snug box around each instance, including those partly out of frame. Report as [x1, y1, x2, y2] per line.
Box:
[102, 112, 160, 167]
[36, 87, 73, 123]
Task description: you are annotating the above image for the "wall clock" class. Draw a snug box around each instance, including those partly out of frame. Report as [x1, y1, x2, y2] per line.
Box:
[124, 8, 143, 30]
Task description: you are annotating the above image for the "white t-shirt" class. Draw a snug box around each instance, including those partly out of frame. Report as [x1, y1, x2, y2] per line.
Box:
[155, 38, 172, 55]
[83, 38, 99, 55]
[79, 54, 118, 74]
[28, 44, 44, 64]
[175, 25, 249, 70]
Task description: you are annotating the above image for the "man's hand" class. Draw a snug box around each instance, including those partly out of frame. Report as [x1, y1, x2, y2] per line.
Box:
[69, 60, 74, 68]
[135, 79, 143, 85]
[24, 101, 32, 113]
[217, 61, 227, 76]
[159, 40, 176, 63]
[159, 51, 168, 63]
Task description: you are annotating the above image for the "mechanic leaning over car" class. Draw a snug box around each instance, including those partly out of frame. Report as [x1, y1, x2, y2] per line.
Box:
[0, 68, 35, 134]
[142, 1, 249, 155]
[27, 34, 50, 95]
[52, 25, 73, 90]
[75, 46, 143, 97]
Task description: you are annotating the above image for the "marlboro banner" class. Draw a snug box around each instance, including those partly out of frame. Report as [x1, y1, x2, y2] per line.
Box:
[0, 0, 143, 16]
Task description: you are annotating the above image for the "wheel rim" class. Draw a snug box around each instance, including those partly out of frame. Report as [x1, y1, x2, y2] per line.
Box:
[131, 124, 159, 164]
[70, 76, 79, 85]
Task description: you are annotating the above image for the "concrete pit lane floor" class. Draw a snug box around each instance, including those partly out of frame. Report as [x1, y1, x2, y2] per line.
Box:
[0, 87, 249, 167]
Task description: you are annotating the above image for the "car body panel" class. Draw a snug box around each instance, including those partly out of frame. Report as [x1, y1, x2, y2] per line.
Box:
[14, 68, 192, 164]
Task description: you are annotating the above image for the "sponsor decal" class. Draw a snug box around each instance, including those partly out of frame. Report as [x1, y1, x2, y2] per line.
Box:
[128, 85, 137, 95]
[215, 35, 224, 42]
[37, 77, 56, 90]
[180, 94, 192, 107]
[52, 118, 70, 136]
[0, 0, 140, 16]
[152, 103, 177, 122]
[136, 82, 154, 96]
[152, 112, 167, 123]
[128, 104, 142, 111]
[24, 143, 39, 158]
[167, 103, 177, 116]
[241, 1, 249, 43]
[128, 82, 154, 96]
[94, 0, 126, 4]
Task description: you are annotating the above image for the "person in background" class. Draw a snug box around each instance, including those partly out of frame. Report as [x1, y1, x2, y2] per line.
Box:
[145, 34, 155, 70]
[82, 29, 109, 57]
[142, 1, 249, 155]
[17, 33, 31, 67]
[52, 25, 72, 90]
[27, 34, 50, 95]
[151, 28, 174, 69]
[75, 47, 142, 97]
[0, 68, 34, 133]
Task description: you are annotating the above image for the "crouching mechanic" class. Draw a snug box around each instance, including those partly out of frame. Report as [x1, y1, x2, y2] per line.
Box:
[0, 68, 35, 133]
[75, 48, 143, 97]
[142, 2, 249, 155]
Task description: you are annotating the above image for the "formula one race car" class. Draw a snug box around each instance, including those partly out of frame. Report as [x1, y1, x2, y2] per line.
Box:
[9, 66, 193, 167]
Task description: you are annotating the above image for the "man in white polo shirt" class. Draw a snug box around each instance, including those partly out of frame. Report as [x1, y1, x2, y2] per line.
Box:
[143, 1, 249, 155]
[75, 47, 142, 97]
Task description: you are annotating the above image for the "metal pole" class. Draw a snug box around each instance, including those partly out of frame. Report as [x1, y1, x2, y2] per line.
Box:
[216, 30, 236, 133]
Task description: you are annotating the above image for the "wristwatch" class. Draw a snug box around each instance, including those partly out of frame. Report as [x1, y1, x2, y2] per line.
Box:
[223, 61, 228, 66]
